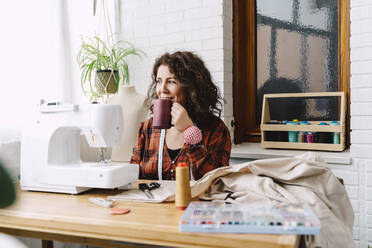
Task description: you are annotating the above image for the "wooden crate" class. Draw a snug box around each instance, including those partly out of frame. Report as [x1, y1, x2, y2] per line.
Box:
[260, 92, 345, 151]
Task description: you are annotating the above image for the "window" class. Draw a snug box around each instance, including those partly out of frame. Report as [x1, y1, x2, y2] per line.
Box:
[233, 0, 350, 144]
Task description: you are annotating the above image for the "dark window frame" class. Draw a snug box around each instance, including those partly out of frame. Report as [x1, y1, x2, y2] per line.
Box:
[232, 0, 350, 145]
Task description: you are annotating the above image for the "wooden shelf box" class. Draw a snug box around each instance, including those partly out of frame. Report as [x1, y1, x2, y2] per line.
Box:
[260, 92, 345, 152]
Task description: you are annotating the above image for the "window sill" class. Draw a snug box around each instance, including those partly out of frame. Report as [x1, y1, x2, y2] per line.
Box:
[231, 143, 351, 165]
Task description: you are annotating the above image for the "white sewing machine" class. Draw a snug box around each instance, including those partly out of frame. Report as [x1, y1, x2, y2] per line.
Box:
[20, 103, 139, 194]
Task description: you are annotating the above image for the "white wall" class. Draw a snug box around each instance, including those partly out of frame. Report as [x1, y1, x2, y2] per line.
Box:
[350, 0, 372, 247]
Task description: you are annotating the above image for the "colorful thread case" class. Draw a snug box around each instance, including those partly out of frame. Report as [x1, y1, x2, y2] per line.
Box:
[179, 202, 320, 235]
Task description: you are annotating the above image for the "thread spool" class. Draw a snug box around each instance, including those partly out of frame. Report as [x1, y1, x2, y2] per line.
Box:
[287, 121, 299, 142]
[175, 162, 191, 210]
[330, 121, 340, 144]
[306, 132, 314, 143]
[299, 121, 309, 143]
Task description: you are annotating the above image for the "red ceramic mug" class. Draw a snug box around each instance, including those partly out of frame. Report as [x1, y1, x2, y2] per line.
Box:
[152, 99, 172, 129]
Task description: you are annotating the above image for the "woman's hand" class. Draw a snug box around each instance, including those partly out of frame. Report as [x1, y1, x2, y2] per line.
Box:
[171, 102, 193, 132]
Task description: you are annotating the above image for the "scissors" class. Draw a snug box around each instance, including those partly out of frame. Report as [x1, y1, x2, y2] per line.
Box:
[138, 182, 161, 199]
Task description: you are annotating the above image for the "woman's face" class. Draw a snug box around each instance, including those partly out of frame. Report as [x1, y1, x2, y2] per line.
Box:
[155, 64, 183, 103]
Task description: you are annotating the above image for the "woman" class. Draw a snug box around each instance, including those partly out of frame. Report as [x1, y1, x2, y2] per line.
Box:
[130, 51, 231, 180]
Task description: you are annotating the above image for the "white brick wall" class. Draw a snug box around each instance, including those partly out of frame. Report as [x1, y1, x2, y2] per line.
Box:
[78, 0, 370, 246]
[351, 0, 372, 246]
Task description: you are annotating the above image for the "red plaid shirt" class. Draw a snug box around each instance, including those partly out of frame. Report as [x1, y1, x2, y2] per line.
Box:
[130, 116, 231, 180]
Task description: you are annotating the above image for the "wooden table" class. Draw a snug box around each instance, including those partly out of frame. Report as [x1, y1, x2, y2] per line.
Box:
[0, 185, 299, 248]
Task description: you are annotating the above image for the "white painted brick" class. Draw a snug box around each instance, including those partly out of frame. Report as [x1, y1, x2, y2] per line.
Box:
[184, 6, 222, 20]
[166, 0, 203, 12]
[367, 202, 372, 215]
[167, 19, 203, 33]
[183, 0, 204, 10]
[368, 215, 372, 225]
[351, 61, 372, 74]
[135, 3, 166, 18]
[135, 27, 150, 38]
[360, 161, 366, 187]
[351, 103, 372, 115]
[351, 5, 372, 20]
[351, 0, 372, 8]
[351, 144, 372, 158]
[367, 176, 372, 187]
[351, 19, 372, 34]
[361, 201, 367, 227]
[367, 188, 372, 201]
[213, 73, 232, 90]
[351, 47, 372, 62]
[351, 33, 372, 48]
[201, 16, 223, 28]
[347, 186, 360, 199]
[352, 199, 359, 213]
[145, 46, 167, 57]
[328, 162, 358, 172]
[203, 38, 224, 50]
[149, 11, 183, 26]
[172, 40, 203, 51]
[332, 171, 359, 185]
[132, 37, 150, 48]
[185, 28, 223, 42]
[355, 213, 360, 226]
[354, 227, 360, 240]
[203, 0, 223, 7]
[133, 17, 150, 30]
[352, 116, 372, 130]
[352, 131, 372, 144]
[368, 228, 372, 242]
[205, 60, 224, 72]
[150, 32, 184, 46]
[363, 159, 372, 172]
[199, 50, 224, 61]
[148, 25, 167, 37]
[212, 72, 224, 82]
[350, 74, 372, 88]
[165, 22, 185, 34]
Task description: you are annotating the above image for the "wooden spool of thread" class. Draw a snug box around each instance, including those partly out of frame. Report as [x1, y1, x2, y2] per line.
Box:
[175, 162, 191, 210]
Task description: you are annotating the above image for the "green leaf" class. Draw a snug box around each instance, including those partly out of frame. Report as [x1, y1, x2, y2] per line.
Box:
[77, 34, 146, 99]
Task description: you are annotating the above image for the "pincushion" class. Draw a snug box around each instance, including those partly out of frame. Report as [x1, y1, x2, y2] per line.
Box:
[184, 126, 202, 145]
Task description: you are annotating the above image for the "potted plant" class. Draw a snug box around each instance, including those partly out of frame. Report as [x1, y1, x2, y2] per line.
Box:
[77, 35, 144, 102]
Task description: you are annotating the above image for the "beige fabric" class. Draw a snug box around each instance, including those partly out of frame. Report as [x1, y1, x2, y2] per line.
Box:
[188, 152, 354, 248]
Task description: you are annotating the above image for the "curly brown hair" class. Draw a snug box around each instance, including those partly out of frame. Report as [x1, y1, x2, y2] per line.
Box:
[146, 51, 224, 127]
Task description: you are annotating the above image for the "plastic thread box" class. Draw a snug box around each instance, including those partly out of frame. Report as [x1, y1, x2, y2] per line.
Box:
[260, 92, 345, 152]
[179, 202, 320, 235]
